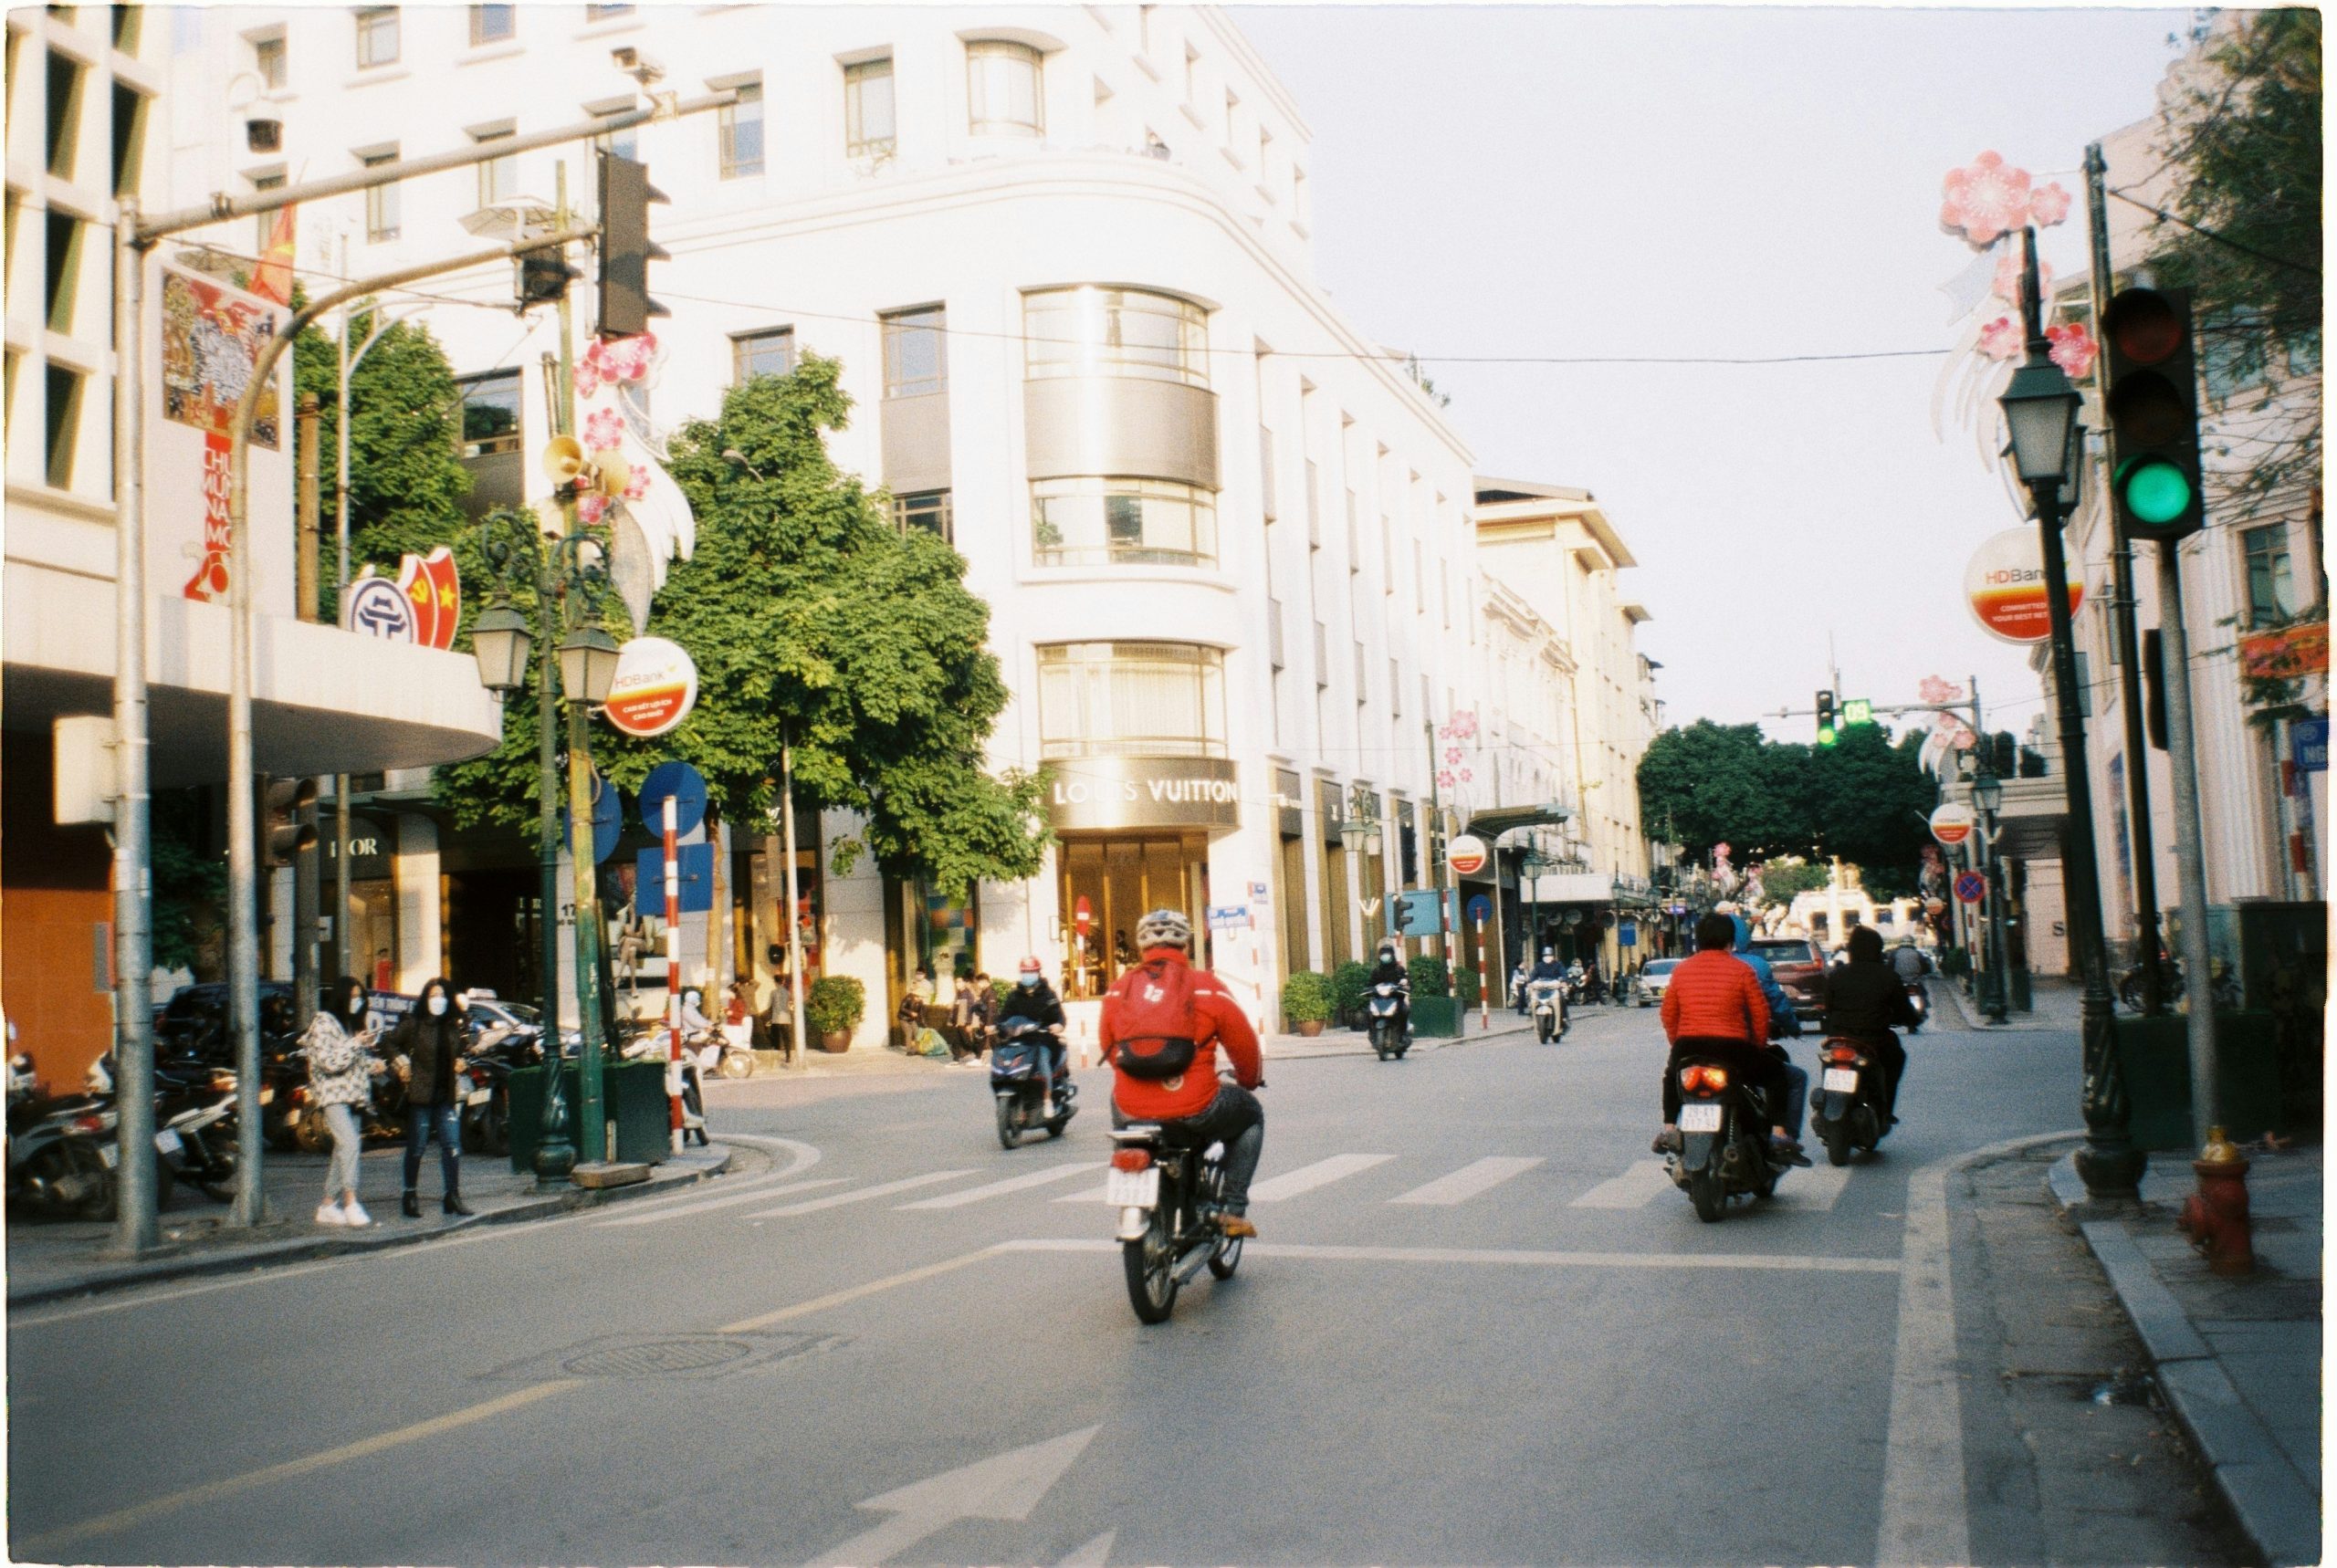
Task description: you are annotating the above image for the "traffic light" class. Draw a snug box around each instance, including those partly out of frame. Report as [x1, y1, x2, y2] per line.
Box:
[1815, 690, 1838, 747]
[2143, 630, 2169, 749]
[2101, 286, 2204, 540]
[596, 151, 669, 340]
[262, 777, 319, 868]
[1841, 697, 1873, 728]
[516, 244, 580, 308]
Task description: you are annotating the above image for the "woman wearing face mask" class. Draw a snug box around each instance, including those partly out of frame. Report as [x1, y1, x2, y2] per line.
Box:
[996, 956, 1068, 1088]
[303, 976, 377, 1228]
[387, 977, 473, 1218]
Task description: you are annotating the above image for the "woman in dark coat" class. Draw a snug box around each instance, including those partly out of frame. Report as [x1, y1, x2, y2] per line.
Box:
[389, 977, 472, 1218]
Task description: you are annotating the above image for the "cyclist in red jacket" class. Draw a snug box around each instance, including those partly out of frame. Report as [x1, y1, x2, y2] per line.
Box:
[1098, 908, 1265, 1239]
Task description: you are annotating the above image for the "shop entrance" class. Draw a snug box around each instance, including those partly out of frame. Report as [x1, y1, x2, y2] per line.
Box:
[1056, 833, 1210, 998]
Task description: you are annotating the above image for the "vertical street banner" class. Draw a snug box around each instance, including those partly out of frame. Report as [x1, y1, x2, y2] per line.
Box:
[150, 261, 293, 614]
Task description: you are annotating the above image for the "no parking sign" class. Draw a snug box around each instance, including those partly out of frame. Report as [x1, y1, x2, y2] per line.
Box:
[1954, 871, 1987, 904]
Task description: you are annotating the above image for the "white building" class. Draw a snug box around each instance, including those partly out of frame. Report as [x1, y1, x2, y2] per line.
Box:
[164, 4, 1657, 1042]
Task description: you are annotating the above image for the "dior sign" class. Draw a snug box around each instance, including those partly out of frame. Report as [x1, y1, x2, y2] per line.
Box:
[1045, 757, 1241, 831]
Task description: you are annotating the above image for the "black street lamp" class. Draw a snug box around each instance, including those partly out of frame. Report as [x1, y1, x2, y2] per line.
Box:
[1971, 769, 2010, 1025]
[1996, 226, 2145, 1197]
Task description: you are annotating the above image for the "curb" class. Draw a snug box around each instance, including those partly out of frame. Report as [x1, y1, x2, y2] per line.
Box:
[6, 1145, 737, 1310]
[2048, 1152, 2321, 1567]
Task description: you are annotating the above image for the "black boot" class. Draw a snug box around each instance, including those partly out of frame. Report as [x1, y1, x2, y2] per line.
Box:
[443, 1184, 474, 1218]
[401, 1189, 421, 1219]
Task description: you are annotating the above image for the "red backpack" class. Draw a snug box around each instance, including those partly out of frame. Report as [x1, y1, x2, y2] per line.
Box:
[1109, 959, 1200, 1081]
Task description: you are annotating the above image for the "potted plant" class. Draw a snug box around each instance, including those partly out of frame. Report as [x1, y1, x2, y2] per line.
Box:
[1283, 970, 1336, 1037]
[1332, 960, 1373, 1029]
[1407, 955, 1462, 1038]
[805, 976, 865, 1053]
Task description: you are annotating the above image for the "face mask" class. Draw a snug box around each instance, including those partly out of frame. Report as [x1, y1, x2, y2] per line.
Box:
[426, 996, 448, 1017]
[1018, 974, 1040, 988]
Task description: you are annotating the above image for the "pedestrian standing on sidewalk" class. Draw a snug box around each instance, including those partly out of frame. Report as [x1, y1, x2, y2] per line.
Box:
[388, 977, 473, 1218]
[304, 976, 377, 1228]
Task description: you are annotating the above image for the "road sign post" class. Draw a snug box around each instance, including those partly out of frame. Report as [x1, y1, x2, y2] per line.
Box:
[1466, 894, 1493, 1031]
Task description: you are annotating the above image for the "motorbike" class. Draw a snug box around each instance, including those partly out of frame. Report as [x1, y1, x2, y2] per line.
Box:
[1366, 981, 1410, 1061]
[1808, 1037, 1888, 1167]
[148, 1057, 242, 1202]
[1903, 982, 1928, 1033]
[618, 1026, 712, 1146]
[458, 1022, 540, 1157]
[1664, 1050, 1795, 1222]
[1510, 963, 1532, 1016]
[1107, 1113, 1243, 1324]
[990, 1019, 1075, 1148]
[1528, 978, 1567, 1044]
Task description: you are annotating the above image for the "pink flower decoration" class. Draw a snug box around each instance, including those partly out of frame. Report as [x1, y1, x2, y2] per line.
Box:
[1940, 151, 2033, 248]
[599, 332, 657, 383]
[575, 494, 609, 524]
[573, 356, 602, 400]
[1978, 315, 2025, 361]
[2028, 182, 2072, 227]
[2047, 322, 2098, 379]
[582, 407, 624, 452]
[623, 465, 652, 501]
[1991, 247, 2051, 306]
[1436, 770, 1455, 792]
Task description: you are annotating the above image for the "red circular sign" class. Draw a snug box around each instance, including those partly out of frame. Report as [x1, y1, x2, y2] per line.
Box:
[1954, 871, 1987, 904]
[1446, 833, 1489, 877]
[1074, 896, 1093, 934]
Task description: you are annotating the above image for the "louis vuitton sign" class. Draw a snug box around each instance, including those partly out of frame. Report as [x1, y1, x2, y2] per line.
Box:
[1045, 757, 1241, 831]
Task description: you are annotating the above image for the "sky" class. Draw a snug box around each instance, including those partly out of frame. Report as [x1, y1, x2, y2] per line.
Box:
[1233, 4, 2193, 742]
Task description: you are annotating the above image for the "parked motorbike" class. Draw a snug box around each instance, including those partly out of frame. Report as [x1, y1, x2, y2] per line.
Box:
[149, 1057, 243, 1202]
[1107, 1113, 1243, 1324]
[619, 1027, 711, 1146]
[1511, 963, 1532, 1017]
[1366, 981, 1410, 1060]
[1529, 978, 1567, 1044]
[990, 1019, 1074, 1148]
[456, 1027, 538, 1158]
[1664, 1051, 1794, 1222]
[1808, 1037, 1887, 1167]
[1903, 982, 1928, 1034]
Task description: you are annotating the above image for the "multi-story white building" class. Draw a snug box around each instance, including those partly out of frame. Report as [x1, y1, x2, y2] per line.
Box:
[162, 5, 1657, 1042]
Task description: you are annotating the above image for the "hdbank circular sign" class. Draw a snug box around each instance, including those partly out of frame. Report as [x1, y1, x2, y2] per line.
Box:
[1046, 757, 1240, 831]
[1965, 528, 2081, 645]
[603, 636, 698, 738]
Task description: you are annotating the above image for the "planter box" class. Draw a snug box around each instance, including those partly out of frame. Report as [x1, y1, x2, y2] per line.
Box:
[2112, 1012, 2293, 1150]
[1410, 996, 1462, 1039]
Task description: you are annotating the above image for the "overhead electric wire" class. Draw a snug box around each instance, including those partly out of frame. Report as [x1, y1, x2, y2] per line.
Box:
[2107, 188, 2321, 279]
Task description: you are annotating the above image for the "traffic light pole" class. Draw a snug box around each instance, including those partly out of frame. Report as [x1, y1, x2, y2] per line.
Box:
[2154, 541, 2222, 1144]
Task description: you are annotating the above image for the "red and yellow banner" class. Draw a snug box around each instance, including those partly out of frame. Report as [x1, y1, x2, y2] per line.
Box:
[2239, 621, 2330, 681]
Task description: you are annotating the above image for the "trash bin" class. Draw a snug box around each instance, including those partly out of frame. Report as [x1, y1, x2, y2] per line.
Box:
[507, 1060, 671, 1174]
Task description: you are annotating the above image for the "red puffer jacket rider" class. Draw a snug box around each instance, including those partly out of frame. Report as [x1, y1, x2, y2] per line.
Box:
[1099, 947, 1263, 1122]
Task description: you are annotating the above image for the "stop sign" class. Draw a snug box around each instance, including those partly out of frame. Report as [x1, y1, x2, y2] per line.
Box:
[1446, 834, 1490, 877]
[1074, 895, 1093, 935]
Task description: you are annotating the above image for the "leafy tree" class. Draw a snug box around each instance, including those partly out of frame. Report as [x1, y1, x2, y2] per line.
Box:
[152, 789, 225, 977]
[1754, 859, 1829, 904]
[435, 355, 1049, 898]
[1639, 720, 1937, 888]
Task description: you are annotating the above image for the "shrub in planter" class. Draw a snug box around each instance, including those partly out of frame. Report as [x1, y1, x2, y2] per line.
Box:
[1456, 967, 1483, 1008]
[805, 976, 865, 1049]
[1282, 970, 1336, 1032]
[1332, 960, 1373, 1027]
[1408, 955, 1451, 998]
[1939, 946, 1972, 978]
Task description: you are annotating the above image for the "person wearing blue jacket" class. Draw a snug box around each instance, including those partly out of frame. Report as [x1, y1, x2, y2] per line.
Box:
[1728, 913, 1810, 1143]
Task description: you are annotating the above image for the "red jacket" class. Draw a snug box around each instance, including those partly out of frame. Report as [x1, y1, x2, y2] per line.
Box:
[1100, 948, 1263, 1121]
[1660, 949, 1770, 1047]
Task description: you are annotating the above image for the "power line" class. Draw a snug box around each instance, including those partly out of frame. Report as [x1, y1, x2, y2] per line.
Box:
[2107, 188, 2321, 279]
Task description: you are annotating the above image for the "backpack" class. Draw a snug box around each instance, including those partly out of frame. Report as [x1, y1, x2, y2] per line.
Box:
[1109, 958, 1200, 1081]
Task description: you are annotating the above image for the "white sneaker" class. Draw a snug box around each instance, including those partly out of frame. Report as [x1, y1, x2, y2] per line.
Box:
[314, 1203, 348, 1227]
[341, 1198, 372, 1228]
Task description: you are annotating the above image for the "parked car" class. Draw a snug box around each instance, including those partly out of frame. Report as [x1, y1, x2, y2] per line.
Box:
[1635, 958, 1682, 1008]
[1746, 936, 1828, 1024]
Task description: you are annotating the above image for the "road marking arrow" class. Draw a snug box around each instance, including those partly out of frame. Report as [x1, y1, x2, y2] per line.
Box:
[806, 1425, 1101, 1567]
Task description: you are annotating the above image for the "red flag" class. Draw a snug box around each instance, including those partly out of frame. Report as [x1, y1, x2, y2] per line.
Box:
[248, 202, 296, 306]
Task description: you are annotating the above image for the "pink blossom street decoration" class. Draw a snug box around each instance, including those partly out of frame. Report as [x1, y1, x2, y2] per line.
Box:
[572, 332, 660, 399]
[575, 494, 609, 524]
[2047, 321, 2098, 379]
[1978, 316, 2025, 361]
[2028, 182, 2072, 226]
[1992, 246, 2052, 305]
[1918, 675, 1966, 706]
[582, 407, 624, 452]
[1941, 152, 2033, 247]
[623, 465, 652, 501]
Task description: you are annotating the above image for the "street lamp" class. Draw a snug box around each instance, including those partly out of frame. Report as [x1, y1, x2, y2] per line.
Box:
[558, 624, 622, 706]
[1338, 784, 1385, 955]
[1971, 770, 2009, 1025]
[469, 596, 533, 694]
[1996, 225, 2145, 1197]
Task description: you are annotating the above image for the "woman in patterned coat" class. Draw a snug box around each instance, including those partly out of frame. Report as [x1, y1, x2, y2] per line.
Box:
[304, 977, 377, 1228]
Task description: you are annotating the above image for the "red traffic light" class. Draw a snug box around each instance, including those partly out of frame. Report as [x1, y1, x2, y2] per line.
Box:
[2101, 288, 2185, 366]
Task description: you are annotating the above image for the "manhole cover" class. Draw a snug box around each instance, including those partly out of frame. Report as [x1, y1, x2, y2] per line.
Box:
[477, 1329, 838, 1383]
[561, 1337, 756, 1377]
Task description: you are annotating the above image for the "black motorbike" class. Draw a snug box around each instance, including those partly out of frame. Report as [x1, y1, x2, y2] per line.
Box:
[458, 1024, 539, 1157]
[990, 1019, 1074, 1148]
[1366, 980, 1410, 1060]
[148, 1056, 241, 1202]
[1664, 1048, 1795, 1222]
[1108, 1117, 1242, 1324]
[1808, 1037, 1888, 1167]
[1902, 982, 1928, 1033]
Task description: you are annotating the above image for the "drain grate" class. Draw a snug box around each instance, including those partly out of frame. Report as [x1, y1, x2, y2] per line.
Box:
[477, 1330, 837, 1383]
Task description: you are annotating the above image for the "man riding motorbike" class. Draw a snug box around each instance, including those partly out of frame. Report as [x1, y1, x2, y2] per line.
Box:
[1890, 936, 1929, 984]
[1099, 909, 1265, 1239]
[1368, 939, 1410, 1035]
[1729, 912, 1810, 1142]
[1656, 913, 1811, 1165]
[1822, 925, 1918, 1128]
[997, 956, 1069, 1113]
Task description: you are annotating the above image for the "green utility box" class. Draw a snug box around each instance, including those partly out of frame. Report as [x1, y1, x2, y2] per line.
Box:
[1410, 997, 1463, 1039]
[507, 1061, 671, 1174]
[2111, 1013, 2297, 1150]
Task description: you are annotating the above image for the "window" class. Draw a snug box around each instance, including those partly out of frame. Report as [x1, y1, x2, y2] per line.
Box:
[844, 56, 895, 156]
[473, 128, 514, 206]
[354, 7, 398, 68]
[1293, 166, 1308, 223]
[249, 172, 284, 254]
[718, 79, 763, 178]
[1137, 4, 1153, 54]
[2242, 525, 2296, 627]
[1032, 477, 1218, 568]
[881, 306, 946, 399]
[2201, 309, 2269, 402]
[1390, 658, 1401, 715]
[1036, 643, 1227, 759]
[110, 80, 147, 197]
[892, 490, 952, 542]
[456, 370, 521, 457]
[44, 211, 81, 332]
[1258, 429, 1276, 519]
[731, 326, 795, 383]
[110, 4, 141, 53]
[362, 149, 399, 240]
[45, 53, 82, 178]
[1413, 540, 1424, 611]
[468, 4, 513, 46]
[253, 32, 285, 87]
[44, 362, 83, 487]
[967, 40, 1043, 136]
[1022, 286, 1208, 388]
[585, 3, 634, 18]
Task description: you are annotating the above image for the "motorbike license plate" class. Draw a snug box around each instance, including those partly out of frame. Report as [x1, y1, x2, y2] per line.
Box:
[466, 1088, 491, 1107]
[1105, 1167, 1159, 1207]
[257, 1087, 274, 1106]
[98, 1142, 120, 1168]
[1823, 1068, 1859, 1092]
[1679, 1103, 1723, 1134]
[153, 1129, 183, 1155]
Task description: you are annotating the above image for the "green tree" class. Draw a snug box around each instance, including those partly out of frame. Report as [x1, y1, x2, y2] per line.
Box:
[1639, 720, 1937, 886]
[435, 355, 1049, 897]
[1753, 859, 1829, 904]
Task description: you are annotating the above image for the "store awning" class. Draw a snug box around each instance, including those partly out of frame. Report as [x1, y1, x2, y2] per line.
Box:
[1464, 801, 1572, 841]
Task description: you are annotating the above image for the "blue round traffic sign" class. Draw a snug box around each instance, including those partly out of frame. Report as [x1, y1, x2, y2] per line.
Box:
[1466, 894, 1493, 925]
[638, 760, 708, 838]
[560, 774, 624, 864]
[1954, 871, 1987, 904]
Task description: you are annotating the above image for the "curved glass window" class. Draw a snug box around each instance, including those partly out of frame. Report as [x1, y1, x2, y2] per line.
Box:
[967, 41, 1043, 137]
[1036, 642, 1226, 759]
[1023, 285, 1209, 388]
[1032, 477, 1217, 568]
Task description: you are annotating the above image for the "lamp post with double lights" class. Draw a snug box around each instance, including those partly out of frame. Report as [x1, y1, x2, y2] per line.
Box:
[1996, 225, 2145, 1197]
[1337, 785, 1385, 955]
[1970, 769, 2010, 1025]
[471, 509, 622, 1183]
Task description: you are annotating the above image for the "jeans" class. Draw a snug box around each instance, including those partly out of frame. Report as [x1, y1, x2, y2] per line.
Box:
[403, 1102, 460, 1193]
[1118, 1083, 1265, 1209]
[321, 1103, 362, 1202]
[1661, 1040, 1808, 1143]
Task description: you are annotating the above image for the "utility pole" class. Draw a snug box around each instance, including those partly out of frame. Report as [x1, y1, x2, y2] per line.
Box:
[293, 394, 322, 1031]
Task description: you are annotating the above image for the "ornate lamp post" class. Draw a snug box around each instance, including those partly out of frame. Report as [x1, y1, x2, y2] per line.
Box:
[1337, 785, 1385, 950]
[1997, 227, 2145, 1197]
[1971, 769, 2010, 1024]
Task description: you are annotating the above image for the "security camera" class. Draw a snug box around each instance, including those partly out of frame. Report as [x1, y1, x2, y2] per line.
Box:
[246, 118, 283, 153]
[610, 46, 664, 86]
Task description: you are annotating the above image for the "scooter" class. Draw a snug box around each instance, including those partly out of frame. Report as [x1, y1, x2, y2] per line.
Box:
[1808, 1037, 1888, 1166]
[1510, 963, 1532, 1017]
[1903, 982, 1928, 1033]
[1107, 1111, 1244, 1324]
[1366, 981, 1410, 1060]
[1528, 978, 1567, 1044]
[1664, 1051, 1795, 1222]
[990, 1019, 1075, 1148]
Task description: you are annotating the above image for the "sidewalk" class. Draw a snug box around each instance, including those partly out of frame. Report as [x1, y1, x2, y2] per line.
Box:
[1942, 971, 2087, 1031]
[6, 1140, 736, 1309]
[2048, 1141, 2322, 1566]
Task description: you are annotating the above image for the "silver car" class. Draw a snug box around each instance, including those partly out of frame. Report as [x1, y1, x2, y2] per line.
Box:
[1636, 957, 1682, 1007]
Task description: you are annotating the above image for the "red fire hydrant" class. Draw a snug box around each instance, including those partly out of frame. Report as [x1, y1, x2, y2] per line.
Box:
[2177, 1125, 2256, 1277]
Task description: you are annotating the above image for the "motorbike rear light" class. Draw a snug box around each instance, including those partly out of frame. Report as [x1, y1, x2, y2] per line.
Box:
[1678, 1064, 1729, 1093]
[1110, 1149, 1153, 1173]
[73, 1113, 107, 1134]
[1826, 1045, 1861, 1064]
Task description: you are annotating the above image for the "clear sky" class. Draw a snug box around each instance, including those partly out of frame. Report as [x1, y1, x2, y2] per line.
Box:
[1233, 4, 2191, 741]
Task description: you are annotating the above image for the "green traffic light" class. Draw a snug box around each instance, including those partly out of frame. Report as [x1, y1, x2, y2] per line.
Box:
[1817, 725, 1838, 747]
[2122, 457, 2193, 525]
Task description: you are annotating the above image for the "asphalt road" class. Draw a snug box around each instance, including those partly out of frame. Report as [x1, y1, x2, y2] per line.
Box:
[10, 993, 2106, 1566]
